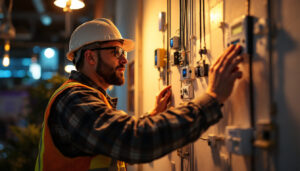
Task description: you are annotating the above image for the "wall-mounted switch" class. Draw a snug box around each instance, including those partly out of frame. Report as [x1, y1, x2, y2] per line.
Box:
[225, 126, 253, 155]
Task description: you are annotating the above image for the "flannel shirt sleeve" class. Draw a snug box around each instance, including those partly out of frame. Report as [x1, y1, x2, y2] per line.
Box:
[52, 86, 222, 163]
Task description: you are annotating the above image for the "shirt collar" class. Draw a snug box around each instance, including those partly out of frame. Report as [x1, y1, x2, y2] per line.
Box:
[69, 70, 118, 108]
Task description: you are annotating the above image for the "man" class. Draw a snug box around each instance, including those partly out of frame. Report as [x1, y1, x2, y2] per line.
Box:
[35, 18, 243, 171]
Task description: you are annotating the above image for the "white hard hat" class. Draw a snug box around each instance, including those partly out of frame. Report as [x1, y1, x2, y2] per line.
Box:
[67, 18, 134, 61]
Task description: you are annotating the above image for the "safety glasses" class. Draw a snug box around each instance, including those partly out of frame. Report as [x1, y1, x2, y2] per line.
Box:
[89, 46, 127, 59]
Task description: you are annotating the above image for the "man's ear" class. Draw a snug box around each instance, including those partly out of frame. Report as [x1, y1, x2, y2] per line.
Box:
[84, 50, 97, 65]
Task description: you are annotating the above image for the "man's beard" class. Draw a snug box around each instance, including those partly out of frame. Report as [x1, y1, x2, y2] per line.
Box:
[96, 55, 125, 85]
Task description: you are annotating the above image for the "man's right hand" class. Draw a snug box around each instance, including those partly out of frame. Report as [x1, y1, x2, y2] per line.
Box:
[206, 44, 244, 103]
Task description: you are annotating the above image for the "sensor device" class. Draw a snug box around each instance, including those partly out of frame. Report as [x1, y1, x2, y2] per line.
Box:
[180, 66, 195, 81]
[155, 48, 166, 67]
[227, 16, 254, 54]
[159, 12, 166, 32]
[170, 36, 180, 49]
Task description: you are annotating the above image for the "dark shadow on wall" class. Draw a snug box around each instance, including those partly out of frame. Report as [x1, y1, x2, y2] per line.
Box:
[273, 0, 298, 170]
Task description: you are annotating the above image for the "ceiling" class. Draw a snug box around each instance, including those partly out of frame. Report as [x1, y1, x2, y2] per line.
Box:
[0, 0, 96, 58]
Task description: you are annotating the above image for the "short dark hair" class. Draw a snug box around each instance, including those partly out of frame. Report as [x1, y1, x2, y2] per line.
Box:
[74, 49, 85, 70]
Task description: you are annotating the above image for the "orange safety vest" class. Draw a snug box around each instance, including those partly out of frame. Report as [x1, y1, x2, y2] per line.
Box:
[35, 80, 126, 171]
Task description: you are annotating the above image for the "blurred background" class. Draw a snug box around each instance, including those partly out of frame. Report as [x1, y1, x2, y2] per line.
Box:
[0, 0, 122, 170]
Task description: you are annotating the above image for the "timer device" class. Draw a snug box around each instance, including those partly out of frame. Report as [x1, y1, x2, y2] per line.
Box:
[227, 16, 254, 54]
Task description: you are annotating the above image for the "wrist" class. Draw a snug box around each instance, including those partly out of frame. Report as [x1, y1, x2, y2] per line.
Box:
[149, 108, 158, 116]
[206, 90, 223, 104]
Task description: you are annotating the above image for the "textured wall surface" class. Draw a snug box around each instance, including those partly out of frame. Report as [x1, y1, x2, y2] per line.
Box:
[114, 0, 300, 170]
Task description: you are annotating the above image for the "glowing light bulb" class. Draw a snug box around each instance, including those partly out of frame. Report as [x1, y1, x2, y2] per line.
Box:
[4, 40, 10, 52]
[64, 64, 76, 73]
[3, 54, 10, 67]
[54, 0, 85, 11]
[44, 48, 55, 58]
[29, 63, 41, 80]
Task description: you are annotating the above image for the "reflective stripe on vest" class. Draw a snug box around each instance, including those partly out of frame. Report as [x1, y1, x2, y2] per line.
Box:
[35, 80, 126, 171]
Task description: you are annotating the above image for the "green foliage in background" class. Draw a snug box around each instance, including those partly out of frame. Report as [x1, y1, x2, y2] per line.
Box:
[0, 74, 67, 171]
[0, 124, 41, 170]
[27, 74, 68, 125]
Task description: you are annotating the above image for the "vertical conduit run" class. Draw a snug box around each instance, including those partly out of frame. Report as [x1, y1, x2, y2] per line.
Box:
[202, 0, 206, 49]
[167, 0, 171, 85]
[267, 0, 277, 169]
[246, 0, 255, 171]
[179, 1, 183, 171]
[180, 0, 183, 52]
[189, 0, 194, 170]
[267, 0, 275, 127]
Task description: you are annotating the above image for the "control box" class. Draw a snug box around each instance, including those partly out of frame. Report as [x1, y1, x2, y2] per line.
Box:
[180, 66, 195, 81]
[227, 15, 254, 54]
[155, 48, 166, 67]
[173, 51, 181, 65]
[225, 126, 253, 155]
[180, 84, 194, 99]
[195, 60, 209, 77]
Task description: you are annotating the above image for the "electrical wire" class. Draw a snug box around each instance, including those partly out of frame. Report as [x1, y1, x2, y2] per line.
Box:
[244, 0, 256, 171]
[199, 0, 207, 60]
[167, 0, 171, 85]
[185, 0, 188, 52]
[189, 0, 194, 65]
[8, 0, 13, 19]
[202, 0, 206, 48]
[199, 0, 202, 59]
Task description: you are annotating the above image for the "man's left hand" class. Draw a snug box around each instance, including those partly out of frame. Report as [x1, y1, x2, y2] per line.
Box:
[150, 85, 172, 116]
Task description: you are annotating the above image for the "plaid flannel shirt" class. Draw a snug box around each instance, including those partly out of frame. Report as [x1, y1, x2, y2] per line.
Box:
[48, 71, 223, 163]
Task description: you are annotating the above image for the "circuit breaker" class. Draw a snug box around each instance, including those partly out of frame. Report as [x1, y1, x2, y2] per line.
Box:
[195, 60, 209, 77]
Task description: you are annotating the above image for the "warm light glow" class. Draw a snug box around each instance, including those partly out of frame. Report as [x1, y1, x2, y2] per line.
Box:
[210, 2, 223, 24]
[44, 48, 55, 58]
[54, 0, 85, 11]
[2, 54, 10, 67]
[64, 64, 76, 73]
[4, 40, 10, 52]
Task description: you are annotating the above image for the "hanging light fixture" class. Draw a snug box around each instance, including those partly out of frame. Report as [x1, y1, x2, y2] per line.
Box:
[2, 53, 10, 67]
[54, 0, 85, 12]
[2, 40, 10, 67]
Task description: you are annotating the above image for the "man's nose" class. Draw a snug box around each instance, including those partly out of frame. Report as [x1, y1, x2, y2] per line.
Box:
[119, 55, 128, 64]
